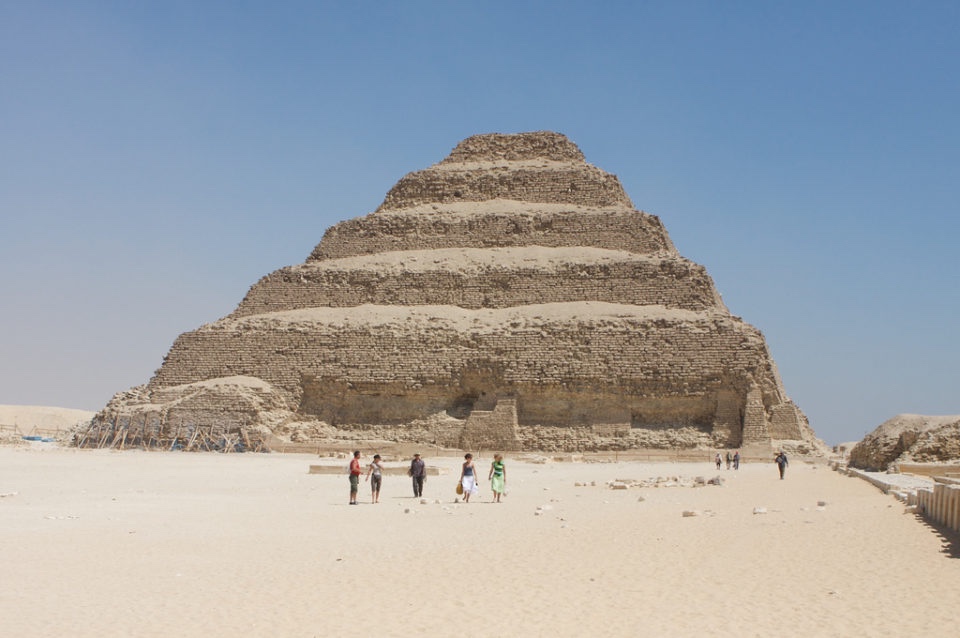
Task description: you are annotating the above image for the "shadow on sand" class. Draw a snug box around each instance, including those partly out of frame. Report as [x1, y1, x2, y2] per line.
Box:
[912, 513, 960, 559]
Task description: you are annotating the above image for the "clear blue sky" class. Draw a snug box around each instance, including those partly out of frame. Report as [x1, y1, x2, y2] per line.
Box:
[2, 2, 958, 445]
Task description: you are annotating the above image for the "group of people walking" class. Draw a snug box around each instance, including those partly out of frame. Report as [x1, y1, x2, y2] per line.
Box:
[349, 447, 791, 504]
[347, 450, 507, 504]
[714, 450, 741, 470]
[711, 449, 790, 479]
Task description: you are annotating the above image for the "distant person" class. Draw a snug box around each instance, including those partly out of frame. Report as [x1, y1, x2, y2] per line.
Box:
[460, 453, 479, 502]
[733, 450, 740, 470]
[365, 454, 383, 503]
[349, 450, 362, 504]
[409, 452, 426, 497]
[725, 451, 732, 470]
[488, 453, 506, 503]
[715, 453, 722, 470]
[774, 451, 789, 480]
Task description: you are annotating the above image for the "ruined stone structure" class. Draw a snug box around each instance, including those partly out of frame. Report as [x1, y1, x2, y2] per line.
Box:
[849, 414, 960, 471]
[88, 132, 819, 452]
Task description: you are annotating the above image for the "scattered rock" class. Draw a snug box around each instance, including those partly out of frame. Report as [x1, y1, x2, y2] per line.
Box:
[682, 510, 700, 517]
[753, 507, 767, 515]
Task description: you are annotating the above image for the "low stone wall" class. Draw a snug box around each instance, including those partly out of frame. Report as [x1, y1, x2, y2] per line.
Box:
[896, 463, 960, 479]
[913, 483, 960, 534]
[834, 463, 960, 536]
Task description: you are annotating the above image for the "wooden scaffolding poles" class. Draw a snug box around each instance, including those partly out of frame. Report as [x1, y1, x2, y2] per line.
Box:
[74, 414, 267, 453]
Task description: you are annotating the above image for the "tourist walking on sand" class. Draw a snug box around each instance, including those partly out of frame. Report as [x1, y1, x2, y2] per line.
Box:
[366, 454, 383, 504]
[733, 450, 740, 470]
[409, 452, 426, 497]
[488, 453, 506, 503]
[348, 450, 362, 505]
[725, 451, 732, 470]
[715, 453, 722, 470]
[774, 451, 789, 480]
[460, 453, 480, 502]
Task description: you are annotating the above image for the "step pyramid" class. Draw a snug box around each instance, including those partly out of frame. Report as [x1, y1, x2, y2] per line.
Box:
[91, 132, 816, 452]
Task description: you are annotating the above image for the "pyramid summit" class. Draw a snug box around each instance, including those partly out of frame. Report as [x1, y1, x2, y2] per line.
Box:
[86, 131, 819, 453]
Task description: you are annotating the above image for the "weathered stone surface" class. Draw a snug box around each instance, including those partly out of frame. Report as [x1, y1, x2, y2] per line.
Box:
[235, 248, 723, 317]
[309, 204, 675, 261]
[849, 414, 960, 471]
[88, 131, 820, 453]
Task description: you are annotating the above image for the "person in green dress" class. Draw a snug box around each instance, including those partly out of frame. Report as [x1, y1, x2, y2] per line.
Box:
[488, 453, 506, 503]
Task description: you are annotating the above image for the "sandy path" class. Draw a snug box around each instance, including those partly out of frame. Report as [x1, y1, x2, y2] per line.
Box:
[1, 447, 957, 637]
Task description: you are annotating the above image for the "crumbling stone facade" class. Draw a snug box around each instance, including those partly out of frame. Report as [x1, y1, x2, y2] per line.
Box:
[849, 414, 960, 470]
[89, 131, 818, 452]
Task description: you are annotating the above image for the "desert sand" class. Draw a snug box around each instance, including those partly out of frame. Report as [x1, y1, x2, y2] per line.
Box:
[2, 446, 958, 638]
[0, 405, 95, 432]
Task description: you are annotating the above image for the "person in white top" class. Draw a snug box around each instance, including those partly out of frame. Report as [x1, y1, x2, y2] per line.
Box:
[366, 454, 384, 503]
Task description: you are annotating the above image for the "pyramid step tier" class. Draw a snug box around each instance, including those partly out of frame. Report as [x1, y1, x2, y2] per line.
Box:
[309, 202, 675, 261]
[148, 302, 784, 430]
[234, 247, 724, 317]
[377, 162, 633, 211]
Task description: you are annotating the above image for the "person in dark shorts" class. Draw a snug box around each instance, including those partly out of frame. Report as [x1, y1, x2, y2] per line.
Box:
[409, 453, 426, 497]
[348, 450, 362, 504]
[366, 454, 383, 504]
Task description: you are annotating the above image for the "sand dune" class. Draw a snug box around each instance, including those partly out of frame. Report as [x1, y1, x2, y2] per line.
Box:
[1, 447, 957, 637]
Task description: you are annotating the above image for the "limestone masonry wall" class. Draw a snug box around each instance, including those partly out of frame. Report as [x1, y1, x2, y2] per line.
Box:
[914, 483, 960, 535]
[309, 209, 674, 261]
[459, 399, 520, 450]
[148, 312, 775, 430]
[377, 165, 632, 211]
[442, 132, 586, 163]
[232, 257, 724, 317]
